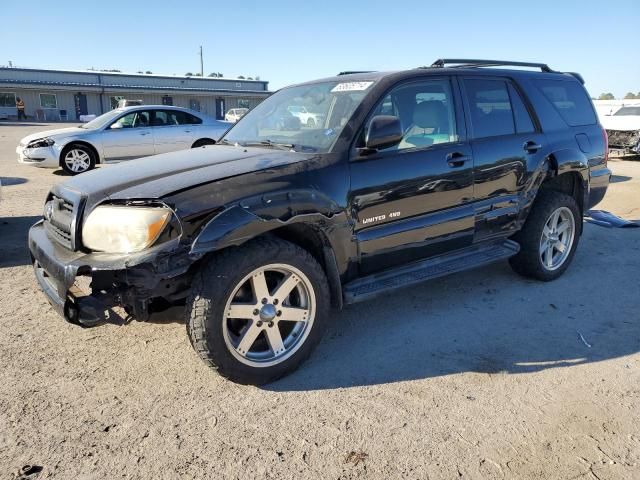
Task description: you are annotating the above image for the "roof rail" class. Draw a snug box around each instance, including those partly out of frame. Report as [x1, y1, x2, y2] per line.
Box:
[429, 59, 555, 73]
[337, 71, 374, 76]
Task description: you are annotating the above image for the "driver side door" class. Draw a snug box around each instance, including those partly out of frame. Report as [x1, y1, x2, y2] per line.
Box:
[349, 77, 475, 274]
[101, 109, 155, 162]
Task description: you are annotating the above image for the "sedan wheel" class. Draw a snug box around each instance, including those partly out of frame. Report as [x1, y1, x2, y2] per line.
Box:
[62, 147, 95, 174]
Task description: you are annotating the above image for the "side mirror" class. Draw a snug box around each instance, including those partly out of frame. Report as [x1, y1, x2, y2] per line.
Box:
[363, 115, 403, 152]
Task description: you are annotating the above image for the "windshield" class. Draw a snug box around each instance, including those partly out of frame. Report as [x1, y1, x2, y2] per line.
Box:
[614, 106, 640, 116]
[223, 80, 374, 152]
[79, 109, 126, 129]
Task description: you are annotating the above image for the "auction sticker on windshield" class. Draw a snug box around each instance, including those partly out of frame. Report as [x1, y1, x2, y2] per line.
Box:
[331, 82, 374, 92]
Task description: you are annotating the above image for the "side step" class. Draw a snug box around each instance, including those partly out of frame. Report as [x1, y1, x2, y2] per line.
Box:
[343, 240, 520, 304]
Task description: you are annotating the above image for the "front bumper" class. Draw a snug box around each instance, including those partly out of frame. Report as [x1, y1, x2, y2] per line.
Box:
[16, 144, 60, 168]
[29, 220, 194, 327]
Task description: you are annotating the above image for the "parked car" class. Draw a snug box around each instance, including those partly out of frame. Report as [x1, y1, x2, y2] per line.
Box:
[225, 108, 248, 123]
[28, 59, 610, 384]
[287, 105, 324, 127]
[16, 106, 231, 174]
[600, 106, 640, 156]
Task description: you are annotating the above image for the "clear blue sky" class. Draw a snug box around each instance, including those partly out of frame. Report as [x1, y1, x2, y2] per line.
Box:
[2, 0, 638, 98]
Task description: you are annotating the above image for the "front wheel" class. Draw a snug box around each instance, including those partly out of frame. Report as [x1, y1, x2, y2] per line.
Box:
[61, 144, 96, 175]
[186, 237, 330, 384]
[509, 190, 580, 281]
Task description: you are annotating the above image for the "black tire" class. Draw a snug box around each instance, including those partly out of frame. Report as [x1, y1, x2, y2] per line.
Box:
[186, 237, 331, 385]
[509, 189, 581, 281]
[192, 138, 216, 148]
[60, 143, 96, 175]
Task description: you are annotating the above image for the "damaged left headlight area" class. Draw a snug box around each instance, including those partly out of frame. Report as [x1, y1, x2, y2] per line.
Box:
[30, 198, 199, 328]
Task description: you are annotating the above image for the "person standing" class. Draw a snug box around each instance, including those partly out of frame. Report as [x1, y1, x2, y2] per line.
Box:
[16, 97, 26, 120]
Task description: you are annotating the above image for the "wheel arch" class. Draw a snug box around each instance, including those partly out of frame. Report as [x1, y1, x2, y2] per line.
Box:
[189, 200, 348, 309]
[59, 140, 101, 166]
[191, 138, 216, 148]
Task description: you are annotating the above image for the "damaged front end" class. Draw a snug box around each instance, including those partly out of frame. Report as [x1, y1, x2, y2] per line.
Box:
[606, 129, 640, 156]
[29, 222, 196, 327]
[28, 187, 199, 328]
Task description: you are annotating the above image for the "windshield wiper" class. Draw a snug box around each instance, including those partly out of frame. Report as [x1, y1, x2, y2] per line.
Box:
[242, 139, 295, 151]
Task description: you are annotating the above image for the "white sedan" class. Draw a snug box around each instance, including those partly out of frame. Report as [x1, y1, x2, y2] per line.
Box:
[16, 106, 231, 174]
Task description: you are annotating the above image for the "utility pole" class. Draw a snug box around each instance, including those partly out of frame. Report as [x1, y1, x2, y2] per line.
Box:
[199, 46, 203, 77]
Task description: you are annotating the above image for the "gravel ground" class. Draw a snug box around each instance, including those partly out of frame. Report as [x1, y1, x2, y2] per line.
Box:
[0, 123, 639, 479]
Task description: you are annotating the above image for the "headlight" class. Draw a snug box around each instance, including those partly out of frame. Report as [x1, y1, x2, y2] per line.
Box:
[82, 206, 171, 253]
[27, 137, 55, 148]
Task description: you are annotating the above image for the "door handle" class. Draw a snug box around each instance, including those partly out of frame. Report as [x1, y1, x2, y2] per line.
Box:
[446, 152, 472, 168]
[523, 140, 542, 153]
[140, 131, 150, 136]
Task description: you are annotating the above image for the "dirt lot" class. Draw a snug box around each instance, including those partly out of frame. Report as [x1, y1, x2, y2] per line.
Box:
[0, 123, 638, 479]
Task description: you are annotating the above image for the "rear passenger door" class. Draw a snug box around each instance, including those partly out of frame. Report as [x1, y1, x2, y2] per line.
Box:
[460, 77, 547, 240]
[151, 110, 194, 154]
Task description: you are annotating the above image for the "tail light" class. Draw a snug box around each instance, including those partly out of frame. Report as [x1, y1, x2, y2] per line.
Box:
[601, 126, 609, 166]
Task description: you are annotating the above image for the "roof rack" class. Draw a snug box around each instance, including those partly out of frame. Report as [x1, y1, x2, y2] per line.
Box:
[337, 71, 374, 76]
[429, 59, 554, 73]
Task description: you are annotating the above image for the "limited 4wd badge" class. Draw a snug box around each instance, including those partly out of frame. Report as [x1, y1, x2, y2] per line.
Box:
[361, 211, 401, 225]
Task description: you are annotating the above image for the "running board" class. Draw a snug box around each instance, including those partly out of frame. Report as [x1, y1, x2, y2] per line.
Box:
[343, 240, 520, 304]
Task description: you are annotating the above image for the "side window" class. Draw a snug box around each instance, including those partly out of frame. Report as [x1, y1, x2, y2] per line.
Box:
[152, 110, 169, 126]
[463, 79, 515, 138]
[508, 83, 535, 134]
[367, 79, 458, 152]
[534, 79, 596, 126]
[184, 112, 202, 124]
[110, 110, 150, 129]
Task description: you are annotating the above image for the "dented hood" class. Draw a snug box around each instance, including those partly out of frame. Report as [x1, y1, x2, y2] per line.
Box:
[57, 145, 306, 208]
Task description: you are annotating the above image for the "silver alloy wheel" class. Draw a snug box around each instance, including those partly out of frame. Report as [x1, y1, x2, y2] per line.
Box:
[222, 264, 316, 368]
[539, 206, 575, 271]
[64, 149, 91, 173]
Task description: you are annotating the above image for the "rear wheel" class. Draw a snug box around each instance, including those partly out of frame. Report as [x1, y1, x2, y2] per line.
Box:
[186, 237, 330, 384]
[509, 190, 580, 281]
[60, 144, 96, 175]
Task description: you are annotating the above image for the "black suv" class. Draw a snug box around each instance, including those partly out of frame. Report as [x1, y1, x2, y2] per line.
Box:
[29, 59, 611, 384]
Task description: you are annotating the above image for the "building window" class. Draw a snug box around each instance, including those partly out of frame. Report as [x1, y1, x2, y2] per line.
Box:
[162, 96, 173, 106]
[189, 99, 201, 111]
[40, 93, 58, 109]
[110, 96, 125, 110]
[0, 92, 16, 108]
[238, 99, 250, 109]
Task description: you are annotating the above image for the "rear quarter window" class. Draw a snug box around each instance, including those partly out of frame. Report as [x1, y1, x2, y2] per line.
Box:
[534, 79, 596, 126]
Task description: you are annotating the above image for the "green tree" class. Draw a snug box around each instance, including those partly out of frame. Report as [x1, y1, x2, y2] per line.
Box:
[237, 75, 245, 79]
[208, 72, 218, 77]
[598, 93, 615, 100]
[185, 72, 193, 76]
[624, 92, 639, 99]
[145, 70, 152, 74]
[194, 73, 202, 76]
